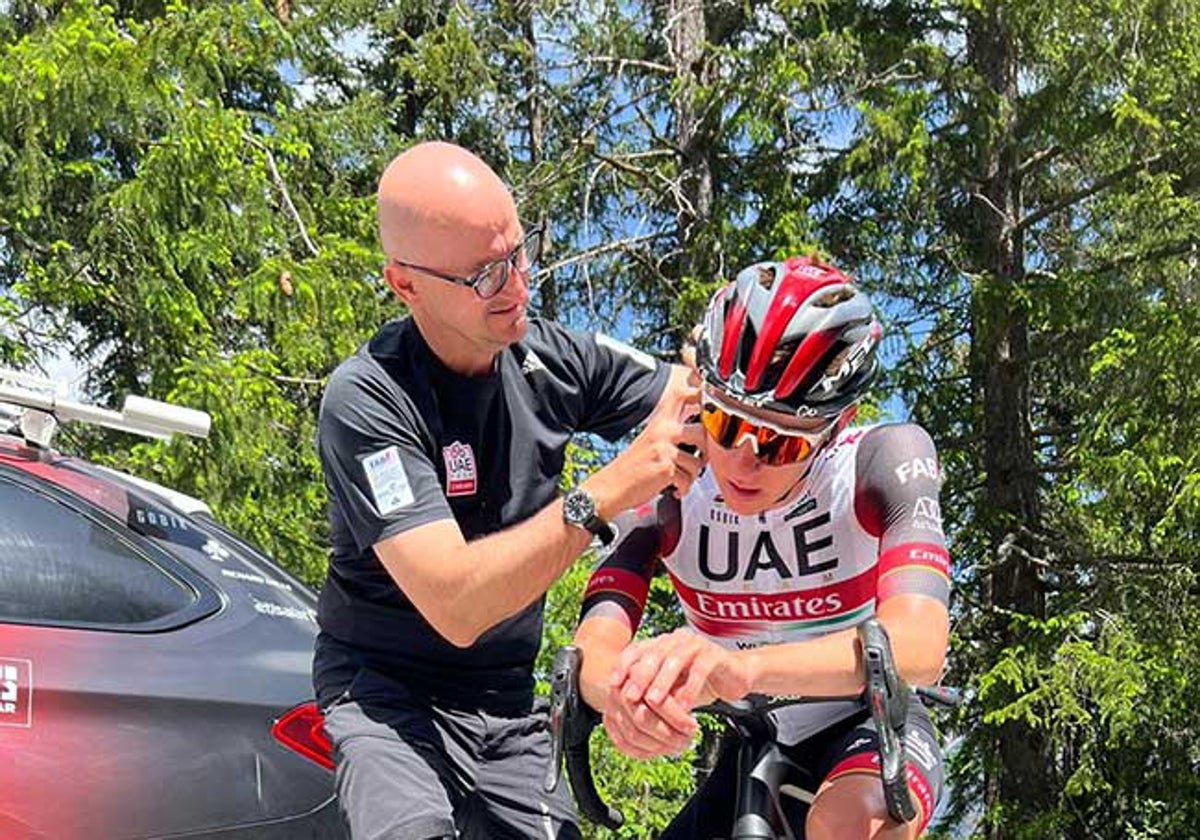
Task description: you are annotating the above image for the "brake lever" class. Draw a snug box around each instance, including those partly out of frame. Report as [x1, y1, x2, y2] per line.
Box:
[916, 684, 963, 708]
[857, 619, 918, 824]
[543, 645, 625, 829]
[544, 645, 577, 794]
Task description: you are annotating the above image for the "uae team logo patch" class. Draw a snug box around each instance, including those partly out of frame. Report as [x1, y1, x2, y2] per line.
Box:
[443, 441, 478, 497]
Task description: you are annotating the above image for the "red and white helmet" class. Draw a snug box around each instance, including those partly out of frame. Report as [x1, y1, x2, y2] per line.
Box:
[696, 256, 882, 420]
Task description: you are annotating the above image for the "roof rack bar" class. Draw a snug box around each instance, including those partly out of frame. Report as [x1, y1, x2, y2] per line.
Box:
[0, 367, 211, 447]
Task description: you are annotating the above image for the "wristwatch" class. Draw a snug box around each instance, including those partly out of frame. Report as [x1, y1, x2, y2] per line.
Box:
[562, 486, 615, 546]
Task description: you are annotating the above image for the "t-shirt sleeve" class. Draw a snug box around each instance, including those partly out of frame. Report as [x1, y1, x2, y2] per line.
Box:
[853, 423, 952, 606]
[537, 323, 670, 441]
[317, 357, 453, 554]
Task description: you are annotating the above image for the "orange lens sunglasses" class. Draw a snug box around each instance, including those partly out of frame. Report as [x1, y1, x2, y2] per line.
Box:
[699, 397, 831, 466]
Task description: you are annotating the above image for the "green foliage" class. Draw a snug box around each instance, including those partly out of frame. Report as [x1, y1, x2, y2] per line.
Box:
[4, 1, 1199, 836]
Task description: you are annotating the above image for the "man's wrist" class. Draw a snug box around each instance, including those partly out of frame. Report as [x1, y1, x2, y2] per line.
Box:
[563, 485, 616, 545]
[579, 474, 618, 523]
[737, 648, 764, 695]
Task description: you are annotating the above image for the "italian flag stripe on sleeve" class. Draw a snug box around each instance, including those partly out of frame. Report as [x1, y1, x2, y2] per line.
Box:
[877, 542, 951, 581]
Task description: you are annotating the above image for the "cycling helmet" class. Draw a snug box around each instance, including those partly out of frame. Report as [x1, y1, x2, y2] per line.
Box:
[696, 256, 882, 420]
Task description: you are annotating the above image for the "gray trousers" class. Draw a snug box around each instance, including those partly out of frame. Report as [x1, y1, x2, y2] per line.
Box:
[321, 666, 582, 840]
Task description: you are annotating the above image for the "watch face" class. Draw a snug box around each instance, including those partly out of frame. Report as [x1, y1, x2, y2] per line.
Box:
[564, 489, 595, 524]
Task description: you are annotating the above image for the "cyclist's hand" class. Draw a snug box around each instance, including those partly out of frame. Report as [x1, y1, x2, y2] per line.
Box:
[612, 629, 753, 732]
[584, 366, 704, 518]
[601, 682, 695, 759]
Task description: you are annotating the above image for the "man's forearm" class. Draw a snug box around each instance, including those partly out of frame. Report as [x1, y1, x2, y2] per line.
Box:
[574, 616, 633, 712]
[417, 501, 593, 646]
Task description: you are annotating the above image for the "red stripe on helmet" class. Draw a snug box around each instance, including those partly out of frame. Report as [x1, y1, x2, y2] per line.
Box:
[743, 264, 840, 390]
[717, 289, 747, 381]
[773, 327, 842, 401]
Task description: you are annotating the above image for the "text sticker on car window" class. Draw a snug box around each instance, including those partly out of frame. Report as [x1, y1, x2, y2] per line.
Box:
[361, 446, 414, 515]
[127, 502, 208, 551]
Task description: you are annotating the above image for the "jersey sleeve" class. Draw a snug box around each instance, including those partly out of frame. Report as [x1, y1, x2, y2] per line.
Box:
[317, 356, 453, 554]
[533, 322, 670, 441]
[853, 424, 952, 606]
[579, 493, 680, 631]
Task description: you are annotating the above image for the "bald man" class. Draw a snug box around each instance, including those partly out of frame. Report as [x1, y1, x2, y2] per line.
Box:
[313, 142, 703, 840]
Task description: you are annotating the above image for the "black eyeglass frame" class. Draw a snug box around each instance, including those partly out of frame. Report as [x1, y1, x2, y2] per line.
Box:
[390, 224, 545, 299]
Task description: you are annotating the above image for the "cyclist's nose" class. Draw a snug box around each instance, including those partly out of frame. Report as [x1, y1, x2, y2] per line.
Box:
[731, 436, 761, 469]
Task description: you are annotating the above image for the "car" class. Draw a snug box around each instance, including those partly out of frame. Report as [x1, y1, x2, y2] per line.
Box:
[0, 369, 344, 840]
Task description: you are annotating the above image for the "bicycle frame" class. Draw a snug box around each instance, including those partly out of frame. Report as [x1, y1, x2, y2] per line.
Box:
[727, 735, 810, 839]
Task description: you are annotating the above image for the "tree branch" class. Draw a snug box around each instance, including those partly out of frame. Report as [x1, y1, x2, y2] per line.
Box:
[579, 55, 673, 75]
[1012, 153, 1167, 236]
[970, 191, 1010, 225]
[533, 232, 665, 281]
[245, 135, 319, 258]
[1084, 237, 1198, 277]
[1016, 144, 1063, 178]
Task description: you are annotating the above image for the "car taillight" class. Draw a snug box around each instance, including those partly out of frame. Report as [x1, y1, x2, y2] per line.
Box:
[272, 702, 334, 770]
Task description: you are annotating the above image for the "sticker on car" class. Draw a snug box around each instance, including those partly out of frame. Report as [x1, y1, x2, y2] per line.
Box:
[0, 657, 33, 727]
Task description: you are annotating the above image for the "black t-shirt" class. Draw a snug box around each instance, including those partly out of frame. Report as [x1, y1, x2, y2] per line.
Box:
[315, 316, 669, 702]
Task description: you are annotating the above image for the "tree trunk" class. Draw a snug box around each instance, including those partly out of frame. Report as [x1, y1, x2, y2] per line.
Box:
[518, 1, 555, 320]
[966, 3, 1051, 833]
[667, 0, 713, 281]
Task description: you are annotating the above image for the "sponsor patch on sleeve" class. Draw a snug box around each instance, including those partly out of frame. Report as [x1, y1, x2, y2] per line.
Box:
[595, 333, 657, 371]
[360, 446, 414, 515]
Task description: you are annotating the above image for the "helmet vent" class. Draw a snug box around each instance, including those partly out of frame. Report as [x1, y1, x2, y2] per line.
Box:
[824, 344, 853, 376]
[811, 287, 856, 308]
[760, 341, 796, 391]
[755, 265, 776, 289]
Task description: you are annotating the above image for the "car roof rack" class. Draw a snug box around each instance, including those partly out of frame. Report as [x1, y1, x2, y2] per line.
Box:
[0, 367, 211, 448]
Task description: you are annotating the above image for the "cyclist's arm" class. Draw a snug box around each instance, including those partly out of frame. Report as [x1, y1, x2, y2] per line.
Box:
[573, 495, 676, 710]
[734, 592, 947, 698]
[740, 423, 951, 694]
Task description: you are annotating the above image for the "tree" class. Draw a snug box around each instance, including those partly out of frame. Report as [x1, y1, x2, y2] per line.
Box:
[797, 0, 1200, 834]
[5, 1, 1197, 836]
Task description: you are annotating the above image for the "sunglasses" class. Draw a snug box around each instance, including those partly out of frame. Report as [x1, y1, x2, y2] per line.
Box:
[699, 394, 833, 466]
[392, 225, 544, 299]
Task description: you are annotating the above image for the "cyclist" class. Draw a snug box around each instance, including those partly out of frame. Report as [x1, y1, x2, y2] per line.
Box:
[574, 256, 951, 839]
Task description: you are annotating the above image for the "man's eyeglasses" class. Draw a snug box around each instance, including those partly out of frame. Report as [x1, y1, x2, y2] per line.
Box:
[700, 392, 833, 467]
[392, 225, 544, 299]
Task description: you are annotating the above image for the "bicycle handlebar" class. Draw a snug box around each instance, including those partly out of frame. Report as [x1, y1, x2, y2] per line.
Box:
[544, 619, 961, 828]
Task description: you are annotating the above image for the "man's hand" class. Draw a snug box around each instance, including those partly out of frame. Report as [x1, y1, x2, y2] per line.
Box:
[601, 678, 695, 760]
[602, 629, 754, 759]
[585, 366, 704, 519]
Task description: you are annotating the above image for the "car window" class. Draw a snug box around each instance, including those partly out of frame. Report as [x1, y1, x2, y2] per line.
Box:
[0, 477, 199, 628]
